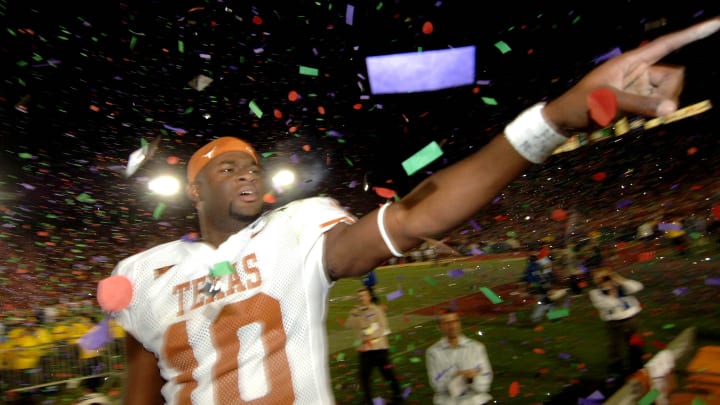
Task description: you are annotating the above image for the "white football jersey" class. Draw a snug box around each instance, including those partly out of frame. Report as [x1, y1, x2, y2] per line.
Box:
[112, 197, 357, 404]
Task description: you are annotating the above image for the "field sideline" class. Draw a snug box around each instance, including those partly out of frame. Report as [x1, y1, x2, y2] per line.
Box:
[327, 246, 720, 404]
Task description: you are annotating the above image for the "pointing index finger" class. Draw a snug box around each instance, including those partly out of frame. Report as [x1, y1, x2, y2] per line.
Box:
[628, 17, 720, 65]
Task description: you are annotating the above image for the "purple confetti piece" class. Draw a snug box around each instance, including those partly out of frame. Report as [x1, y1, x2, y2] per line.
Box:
[672, 287, 689, 296]
[592, 47, 621, 64]
[386, 289, 403, 301]
[78, 317, 112, 351]
[615, 199, 633, 209]
[558, 352, 572, 360]
[470, 247, 484, 255]
[448, 268, 465, 278]
[705, 277, 720, 286]
[347, 180, 358, 188]
[162, 124, 187, 133]
[658, 222, 682, 231]
[470, 219, 482, 231]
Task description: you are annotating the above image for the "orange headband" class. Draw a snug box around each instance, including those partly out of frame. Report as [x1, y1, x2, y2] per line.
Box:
[187, 137, 259, 183]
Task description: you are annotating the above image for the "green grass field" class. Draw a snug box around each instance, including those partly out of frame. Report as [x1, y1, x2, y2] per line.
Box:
[327, 245, 720, 404]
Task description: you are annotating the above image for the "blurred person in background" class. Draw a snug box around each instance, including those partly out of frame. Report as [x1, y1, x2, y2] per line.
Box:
[588, 267, 645, 379]
[345, 287, 404, 404]
[426, 308, 493, 405]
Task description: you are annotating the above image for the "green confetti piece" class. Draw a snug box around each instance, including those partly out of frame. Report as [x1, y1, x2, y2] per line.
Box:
[130, 36, 137, 50]
[298, 65, 319, 76]
[494, 40, 512, 54]
[336, 352, 345, 362]
[210, 261, 234, 277]
[480, 287, 503, 304]
[184, 106, 194, 114]
[409, 357, 422, 363]
[249, 100, 263, 118]
[424, 276, 437, 286]
[408, 288, 414, 296]
[261, 152, 278, 158]
[481, 97, 498, 106]
[402, 141, 443, 176]
[692, 398, 709, 405]
[18, 152, 33, 159]
[153, 202, 166, 219]
[76, 193, 96, 203]
[637, 388, 659, 405]
[662, 323, 675, 329]
[344, 156, 354, 167]
[546, 307, 569, 320]
[178, 40, 184, 53]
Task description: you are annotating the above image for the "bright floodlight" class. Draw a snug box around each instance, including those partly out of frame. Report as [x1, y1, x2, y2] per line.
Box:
[149, 175, 181, 196]
[272, 169, 296, 189]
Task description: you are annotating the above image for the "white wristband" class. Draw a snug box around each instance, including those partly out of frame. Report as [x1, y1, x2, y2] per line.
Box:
[504, 102, 568, 164]
[377, 202, 403, 257]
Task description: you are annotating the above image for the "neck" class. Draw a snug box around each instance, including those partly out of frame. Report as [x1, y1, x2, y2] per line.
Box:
[198, 218, 249, 248]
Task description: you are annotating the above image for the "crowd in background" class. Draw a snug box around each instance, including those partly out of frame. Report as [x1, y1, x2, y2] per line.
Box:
[1, 118, 720, 399]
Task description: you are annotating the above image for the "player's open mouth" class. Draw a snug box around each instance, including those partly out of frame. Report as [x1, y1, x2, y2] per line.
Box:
[238, 188, 257, 202]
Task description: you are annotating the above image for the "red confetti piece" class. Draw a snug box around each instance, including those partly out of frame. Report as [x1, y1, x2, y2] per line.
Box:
[637, 251, 656, 262]
[252, 15, 263, 25]
[687, 146, 698, 155]
[302, 144, 311, 152]
[273, 108, 283, 119]
[373, 186, 396, 199]
[551, 208, 567, 221]
[629, 333, 645, 346]
[166, 156, 179, 165]
[592, 172, 606, 181]
[422, 21, 434, 35]
[288, 90, 299, 101]
[587, 88, 617, 126]
[263, 193, 277, 204]
[97, 275, 133, 312]
[509, 381, 520, 397]
[712, 205, 720, 220]
[532, 348, 545, 355]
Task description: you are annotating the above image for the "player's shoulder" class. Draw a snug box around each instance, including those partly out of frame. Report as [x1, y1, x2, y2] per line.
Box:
[268, 196, 355, 222]
[114, 239, 189, 270]
[273, 196, 343, 213]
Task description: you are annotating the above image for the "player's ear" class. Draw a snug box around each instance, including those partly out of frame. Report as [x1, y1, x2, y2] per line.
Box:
[186, 182, 200, 202]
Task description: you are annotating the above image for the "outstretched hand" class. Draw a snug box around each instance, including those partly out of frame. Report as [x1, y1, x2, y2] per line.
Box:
[545, 16, 720, 133]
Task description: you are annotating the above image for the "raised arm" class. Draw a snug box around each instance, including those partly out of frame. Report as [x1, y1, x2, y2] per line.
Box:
[324, 16, 720, 280]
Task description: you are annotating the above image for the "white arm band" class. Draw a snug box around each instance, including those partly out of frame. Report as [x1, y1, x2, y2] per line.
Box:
[504, 102, 568, 164]
[377, 202, 403, 257]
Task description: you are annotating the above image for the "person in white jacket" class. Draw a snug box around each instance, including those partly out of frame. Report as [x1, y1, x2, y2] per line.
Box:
[426, 308, 493, 405]
[588, 267, 645, 378]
